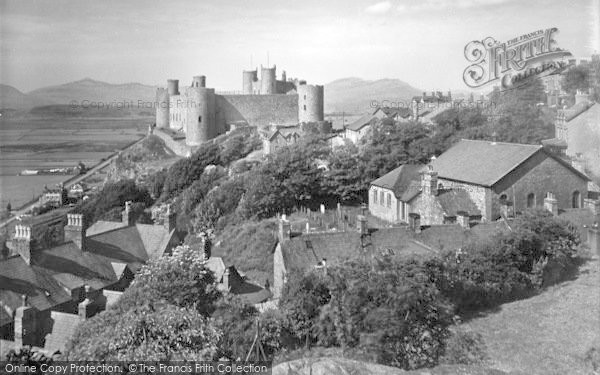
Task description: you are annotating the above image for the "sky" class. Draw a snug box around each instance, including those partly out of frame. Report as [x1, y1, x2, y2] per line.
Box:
[0, 0, 598, 93]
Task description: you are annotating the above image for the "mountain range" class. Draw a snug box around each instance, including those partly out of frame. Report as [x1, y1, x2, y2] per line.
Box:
[0, 77, 424, 115]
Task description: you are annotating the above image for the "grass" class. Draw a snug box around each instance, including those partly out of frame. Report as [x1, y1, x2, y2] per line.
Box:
[462, 257, 600, 375]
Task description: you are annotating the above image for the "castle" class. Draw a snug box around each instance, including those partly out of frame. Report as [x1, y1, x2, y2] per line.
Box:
[155, 65, 324, 147]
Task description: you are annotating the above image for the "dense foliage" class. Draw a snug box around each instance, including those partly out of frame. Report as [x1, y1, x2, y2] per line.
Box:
[75, 179, 152, 223]
[426, 209, 580, 313]
[64, 245, 221, 360]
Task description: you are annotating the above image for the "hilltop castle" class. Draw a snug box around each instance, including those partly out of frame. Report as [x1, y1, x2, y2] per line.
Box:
[154, 65, 324, 146]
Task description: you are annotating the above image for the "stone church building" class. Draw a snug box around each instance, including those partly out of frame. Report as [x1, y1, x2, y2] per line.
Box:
[369, 139, 590, 225]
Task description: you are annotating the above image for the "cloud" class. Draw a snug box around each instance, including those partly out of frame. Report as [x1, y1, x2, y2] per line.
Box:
[365, 1, 392, 14]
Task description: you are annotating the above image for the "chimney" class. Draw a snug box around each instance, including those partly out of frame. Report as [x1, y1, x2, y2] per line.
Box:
[222, 268, 231, 292]
[278, 216, 291, 242]
[543, 193, 559, 216]
[588, 222, 600, 256]
[65, 213, 87, 250]
[122, 200, 134, 226]
[78, 285, 106, 320]
[456, 211, 470, 229]
[408, 213, 421, 233]
[14, 225, 33, 265]
[356, 215, 368, 235]
[584, 199, 600, 216]
[422, 165, 438, 196]
[158, 204, 176, 232]
[14, 295, 37, 347]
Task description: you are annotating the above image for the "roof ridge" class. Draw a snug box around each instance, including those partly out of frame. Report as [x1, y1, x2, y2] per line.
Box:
[459, 138, 542, 148]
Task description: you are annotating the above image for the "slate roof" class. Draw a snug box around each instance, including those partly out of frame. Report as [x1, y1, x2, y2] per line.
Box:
[86, 220, 127, 236]
[44, 311, 82, 352]
[345, 114, 377, 131]
[0, 256, 72, 327]
[429, 139, 587, 187]
[1, 217, 179, 328]
[280, 222, 509, 273]
[371, 164, 423, 200]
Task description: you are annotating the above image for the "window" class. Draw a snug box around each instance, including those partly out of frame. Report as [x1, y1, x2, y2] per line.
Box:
[304, 95, 306, 100]
[527, 193, 535, 208]
[499, 194, 508, 203]
[303, 105, 307, 111]
[380, 191, 384, 205]
[386, 193, 391, 208]
[572, 191, 581, 208]
[373, 189, 378, 204]
[198, 116, 202, 123]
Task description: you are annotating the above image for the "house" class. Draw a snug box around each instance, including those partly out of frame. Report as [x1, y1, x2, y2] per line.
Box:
[272, 212, 510, 299]
[205, 257, 272, 306]
[262, 126, 303, 155]
[0, 201, 182, 352]
[343, 114, 377, 143]
[68, 183, 86, 198]
[39, 185, 67, 208]
[369, 164, 481, 225]
[543, 93, 600, 177]
[369, 139, 591, 224]
[372, 107, 412, 122]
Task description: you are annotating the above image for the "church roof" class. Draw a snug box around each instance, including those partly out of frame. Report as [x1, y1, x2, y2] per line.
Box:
[371, 164, 423, 200]
[430, 139, 557, 187]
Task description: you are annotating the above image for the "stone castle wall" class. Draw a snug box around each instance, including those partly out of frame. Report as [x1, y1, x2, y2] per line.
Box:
[216, 94, 299, 128]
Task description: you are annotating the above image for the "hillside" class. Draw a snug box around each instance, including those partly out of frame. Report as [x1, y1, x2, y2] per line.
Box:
[324, 77, 422, 114]
[0, 84, 51, 110]
[462, 258, 600, 375]
[27, 78, 157, 106]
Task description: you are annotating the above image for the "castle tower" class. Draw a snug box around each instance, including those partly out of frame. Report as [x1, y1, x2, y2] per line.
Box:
[297, 83, 324, 123]
[167, 79, 179, 95]
[155, 88, 169, 128]
[260, 65, 276, 94]
[192, 75, 206, 88]
[185, 85, 216, 146]
[243, 70, 258, 95]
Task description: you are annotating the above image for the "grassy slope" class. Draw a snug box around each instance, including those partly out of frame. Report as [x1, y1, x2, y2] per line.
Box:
[463, 258, 600, 375]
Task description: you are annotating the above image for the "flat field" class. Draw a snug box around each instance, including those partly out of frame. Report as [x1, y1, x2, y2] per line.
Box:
[0, 117, 150, 207]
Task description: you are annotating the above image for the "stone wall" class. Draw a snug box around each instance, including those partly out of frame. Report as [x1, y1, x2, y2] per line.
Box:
[438, 180, 491, 220]
[217, 94, 299, 129]
[368, 186, 400, 223]
[493, 152, 588, 216]
[153, 130, 190, 157]
[410, 191, 446, 226]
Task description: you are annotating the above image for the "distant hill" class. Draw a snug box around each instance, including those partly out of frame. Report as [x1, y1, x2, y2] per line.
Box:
[324, 77, 422, 114]
[0, 84, 51, 110]
[27, 78, 157, 106]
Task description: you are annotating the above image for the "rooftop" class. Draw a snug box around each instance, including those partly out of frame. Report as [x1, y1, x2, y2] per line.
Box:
[430, 139, 544, 187]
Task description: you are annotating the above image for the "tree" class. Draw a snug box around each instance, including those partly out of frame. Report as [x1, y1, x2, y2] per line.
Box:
[279, 270, 331, 347]
[63, 245, 222, 361]
[319, 258, 454, 369]
[112, 245, 221, 316]
[76, 179, 152, 223]
[561, 65, 590, 94]
[211, 295, 259, 360]
[6, 202, 11, 212]
[161, 143, 221, 200]
[64, 304, 220, 361]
